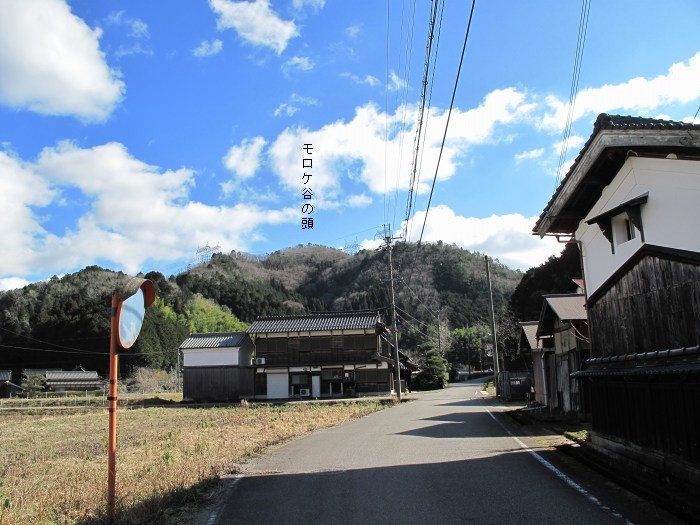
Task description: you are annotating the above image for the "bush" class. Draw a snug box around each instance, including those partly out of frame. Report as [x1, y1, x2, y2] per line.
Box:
[414, 348, 449, 390]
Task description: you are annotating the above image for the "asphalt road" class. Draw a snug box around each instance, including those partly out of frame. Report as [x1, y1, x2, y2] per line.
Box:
[208, 381, 684, 525]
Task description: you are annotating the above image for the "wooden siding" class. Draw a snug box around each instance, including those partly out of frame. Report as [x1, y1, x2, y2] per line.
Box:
[589, 255, 700, 358]
[590, 377, 700, 464]
[256, 334, 379, 366]
[183, 366, 254, 402]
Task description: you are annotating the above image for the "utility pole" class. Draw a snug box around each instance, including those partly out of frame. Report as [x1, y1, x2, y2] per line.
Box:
[436, 304, 441, 354]
[485, 255, 500, 396]
[384, 224, 403, 401]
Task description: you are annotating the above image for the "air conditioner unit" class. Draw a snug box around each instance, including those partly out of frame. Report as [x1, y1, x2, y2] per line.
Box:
[255, 357, 266, 365]
[299, 388, 310, 397]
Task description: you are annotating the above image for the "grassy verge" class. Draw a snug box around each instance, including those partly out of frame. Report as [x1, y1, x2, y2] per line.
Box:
[0, 400, 390, 524]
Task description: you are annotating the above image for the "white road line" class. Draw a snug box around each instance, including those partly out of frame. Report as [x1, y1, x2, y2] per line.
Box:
[207, 476, 242, 525]
[485, 409, 634, 525]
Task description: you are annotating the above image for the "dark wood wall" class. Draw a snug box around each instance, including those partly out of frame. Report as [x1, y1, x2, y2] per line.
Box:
[590, 377, 700, 464]
[183, 366, 254, 402]
[589, 255, 700, 358]
[257, 334, 379, 366]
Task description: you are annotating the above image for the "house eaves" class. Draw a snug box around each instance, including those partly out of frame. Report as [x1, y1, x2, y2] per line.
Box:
[519, 321, 541, 350]
[534, 114, 700, 237]
[536, 294, 586, 338]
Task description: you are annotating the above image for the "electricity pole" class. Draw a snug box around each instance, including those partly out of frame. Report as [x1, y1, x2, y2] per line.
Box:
[384, 224, 402, 401]
[485, 255, 500, 395]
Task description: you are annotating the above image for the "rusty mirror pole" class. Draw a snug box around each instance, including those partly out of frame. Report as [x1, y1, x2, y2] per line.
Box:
[108, 278, 155, 520]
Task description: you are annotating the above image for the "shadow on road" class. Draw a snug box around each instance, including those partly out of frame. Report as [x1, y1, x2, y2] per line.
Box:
[213, 450, 634, 525]
[397, 410, 508, 439]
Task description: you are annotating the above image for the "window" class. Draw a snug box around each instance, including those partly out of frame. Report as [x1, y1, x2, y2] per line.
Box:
[625, 218, 636, 241]
[613, 213, 637, 246]
[586, 193, 647, 253]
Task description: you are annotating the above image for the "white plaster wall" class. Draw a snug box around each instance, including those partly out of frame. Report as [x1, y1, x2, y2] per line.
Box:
[576, 157, 700, 296]
[182, 348, 239, 367]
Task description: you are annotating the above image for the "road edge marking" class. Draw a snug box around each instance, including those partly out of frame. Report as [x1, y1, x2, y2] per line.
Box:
[207, 476, 243, 525]
[485, 409, 634, 525]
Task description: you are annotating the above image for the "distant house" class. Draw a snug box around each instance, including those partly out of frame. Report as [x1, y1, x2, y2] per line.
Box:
[247, 311, 398, 399]
[0, 370, 15, 398]
[180, 332, 254, 402]
[534, 114, 700, 486]
[518, 322, 543, 404]
[45, 370, 104, 392]
[536, 294, 590, 415]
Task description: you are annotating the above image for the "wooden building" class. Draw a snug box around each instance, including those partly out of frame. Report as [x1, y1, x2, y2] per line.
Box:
[248, 311, 397, 399]
[536, 294, 590, 415]
[534, 114, 700, 488]
[180, 332, 254, 402]
[519, 321, 544, 404]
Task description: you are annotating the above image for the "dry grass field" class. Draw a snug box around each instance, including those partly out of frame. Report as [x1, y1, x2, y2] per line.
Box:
[0, 399, 390, 524]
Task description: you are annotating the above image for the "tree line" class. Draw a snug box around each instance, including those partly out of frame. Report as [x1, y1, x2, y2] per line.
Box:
[0, 242, 579, 383]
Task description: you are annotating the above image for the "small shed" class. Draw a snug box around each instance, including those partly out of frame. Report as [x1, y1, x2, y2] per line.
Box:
[180, 332, 254, 402]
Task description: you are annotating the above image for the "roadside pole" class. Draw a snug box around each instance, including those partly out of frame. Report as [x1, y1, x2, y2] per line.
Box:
[485, 255, 500, 396]
[106, 279, 155, 521]
[107, 292, 118, 520]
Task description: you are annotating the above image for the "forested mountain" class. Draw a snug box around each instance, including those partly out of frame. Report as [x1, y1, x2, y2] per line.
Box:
[509, 242, 582, 321]
[0, 242, 525, 376]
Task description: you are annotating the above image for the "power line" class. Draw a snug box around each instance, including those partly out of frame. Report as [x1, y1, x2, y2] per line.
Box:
[554, 0, 592, 188]
[0, 343, 106, 356]
[408, 0, 446, 242]
[384, 0, 390, 226]
[403, 0, 441, 240]
[407, 0, 477, 286]
[0, 325, 100, 354]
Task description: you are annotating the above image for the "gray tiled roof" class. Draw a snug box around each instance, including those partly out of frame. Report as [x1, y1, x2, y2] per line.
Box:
[0, 370, 11, 381]
[46, 371, 101, 381]
[248, 311, 381, 334]
[535, 113, 700, 235]
[179, 332, 249, 349]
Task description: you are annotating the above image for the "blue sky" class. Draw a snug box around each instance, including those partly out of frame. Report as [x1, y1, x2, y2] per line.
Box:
[1, 0, 699, 290]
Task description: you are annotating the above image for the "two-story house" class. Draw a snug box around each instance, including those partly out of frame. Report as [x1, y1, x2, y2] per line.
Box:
[535, 114, 700, 489]
[247, 311, 397, 399]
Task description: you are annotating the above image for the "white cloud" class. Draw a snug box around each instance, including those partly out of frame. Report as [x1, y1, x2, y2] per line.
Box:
[346, 25, 361, 39]
[106, 11, 150, 39]
[194, 39, 224, 57]
[274, 103, 299, 118]
[401, 205, 563, 271]
[341, 72, 380, 87]
[268, 88, 533, 199]
[284, 56, 314, 73]
[388, 70, 406, 92]
[0, 142, 296, 278]
[0, 277, 31, 291]
[515, 148, 544, 162]
[293, 0, 326, 10]
[274, 93, 318, 117]
[210, 0, 298, 55]
[539, 52, 700, 131]
[114, 43, 154, 58]
[347, 194, 372, 207]
[0, 0, 125, 121]
[0, 151, 56, 274]
[222, 136, 267, 180]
